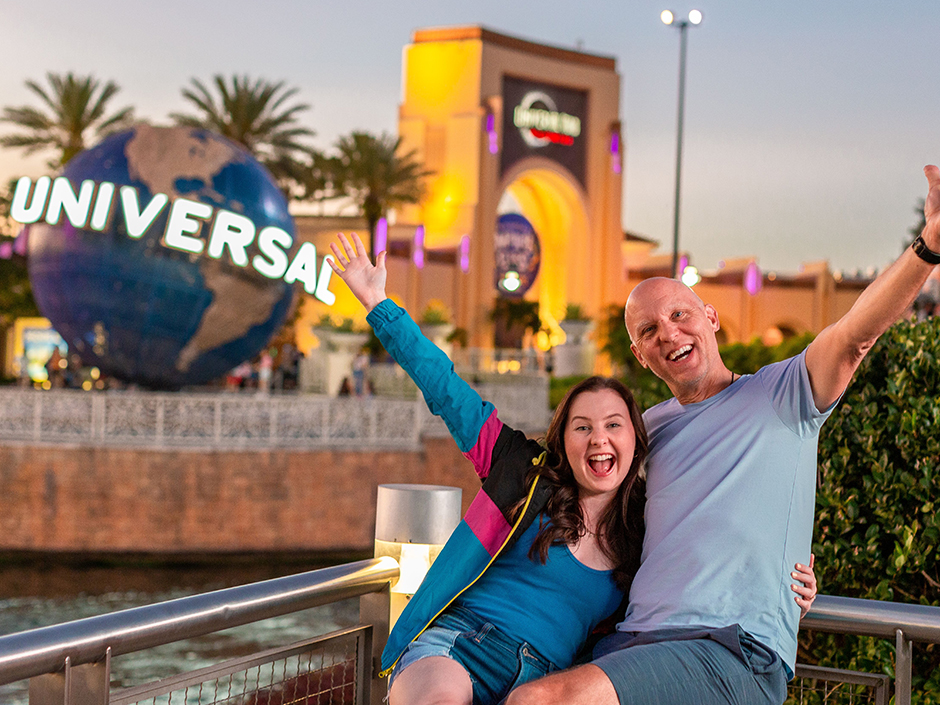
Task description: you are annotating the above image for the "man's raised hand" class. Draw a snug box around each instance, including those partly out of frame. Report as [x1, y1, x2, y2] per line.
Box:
[328, 232, 388, 313]
[923, 165, 940, 250]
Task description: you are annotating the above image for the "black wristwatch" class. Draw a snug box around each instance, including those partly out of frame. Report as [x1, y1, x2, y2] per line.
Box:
[911, 235, 940, 265]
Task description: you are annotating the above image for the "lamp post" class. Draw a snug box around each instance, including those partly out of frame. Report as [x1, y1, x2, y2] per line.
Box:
[662, 9, 703, 279]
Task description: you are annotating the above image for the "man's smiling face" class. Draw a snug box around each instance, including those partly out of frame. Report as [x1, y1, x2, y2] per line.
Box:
[625, 278, 725, 403]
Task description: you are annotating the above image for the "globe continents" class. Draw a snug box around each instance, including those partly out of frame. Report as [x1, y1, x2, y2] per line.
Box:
[26, 125, 295, 388]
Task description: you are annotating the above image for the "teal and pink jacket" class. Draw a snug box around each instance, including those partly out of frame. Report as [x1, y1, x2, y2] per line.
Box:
[368, 299, 554, 677]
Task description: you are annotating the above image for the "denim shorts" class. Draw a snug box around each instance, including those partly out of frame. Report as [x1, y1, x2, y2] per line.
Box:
[389, 605, 557, 705]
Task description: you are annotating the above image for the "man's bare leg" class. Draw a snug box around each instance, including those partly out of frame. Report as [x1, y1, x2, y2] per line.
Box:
[504, 664, 619, 705]
[388, 656, 473, 705]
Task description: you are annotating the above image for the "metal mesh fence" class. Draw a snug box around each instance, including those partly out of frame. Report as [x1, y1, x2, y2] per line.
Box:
[110, 628, 367, 705]
[786, 664, 890, 705]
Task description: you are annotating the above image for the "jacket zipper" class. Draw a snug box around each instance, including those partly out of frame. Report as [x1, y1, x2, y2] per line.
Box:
[379, 473, 543, 678]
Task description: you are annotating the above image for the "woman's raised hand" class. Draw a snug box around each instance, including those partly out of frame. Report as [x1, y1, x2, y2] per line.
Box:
[328, 232, 388, 313]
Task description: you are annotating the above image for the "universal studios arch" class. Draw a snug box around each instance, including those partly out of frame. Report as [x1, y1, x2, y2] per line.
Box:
[387, 26, 625, 348]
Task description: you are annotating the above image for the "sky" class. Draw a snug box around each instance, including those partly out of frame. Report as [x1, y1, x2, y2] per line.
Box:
[1, 0, 938, 275]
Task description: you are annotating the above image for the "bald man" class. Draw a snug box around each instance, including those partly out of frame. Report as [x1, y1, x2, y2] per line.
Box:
[506, 167, 940, 705]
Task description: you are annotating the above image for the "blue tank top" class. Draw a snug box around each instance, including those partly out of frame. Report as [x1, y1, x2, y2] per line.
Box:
[456, 517, 623, 667]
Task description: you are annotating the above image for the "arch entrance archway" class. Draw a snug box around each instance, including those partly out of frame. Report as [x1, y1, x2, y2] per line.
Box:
[497, 161, 590, 342]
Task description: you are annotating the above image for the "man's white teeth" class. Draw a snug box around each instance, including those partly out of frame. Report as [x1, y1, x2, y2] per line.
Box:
[668, 345, 693, 361]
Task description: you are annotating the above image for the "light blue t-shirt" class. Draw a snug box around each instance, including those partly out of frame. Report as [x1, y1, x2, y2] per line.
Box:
[458, 518, 623, 668]
[619, 351, 834, 672]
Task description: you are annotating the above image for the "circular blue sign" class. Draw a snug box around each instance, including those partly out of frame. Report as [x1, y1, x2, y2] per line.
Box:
[494, 213, 541, 298]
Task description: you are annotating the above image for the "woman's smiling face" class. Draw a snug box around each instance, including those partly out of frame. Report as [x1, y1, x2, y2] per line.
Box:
[563, 388, 637, 501]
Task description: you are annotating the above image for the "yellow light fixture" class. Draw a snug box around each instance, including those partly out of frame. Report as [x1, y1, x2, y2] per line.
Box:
[374, 484, 462, 626]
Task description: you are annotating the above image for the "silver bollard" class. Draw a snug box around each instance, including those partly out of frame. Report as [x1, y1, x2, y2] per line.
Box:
[374, 484, 461, 626]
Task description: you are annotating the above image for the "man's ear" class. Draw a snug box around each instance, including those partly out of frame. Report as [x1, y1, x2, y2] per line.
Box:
[630, 343, 649, 369]
[704, 303, 720, 332]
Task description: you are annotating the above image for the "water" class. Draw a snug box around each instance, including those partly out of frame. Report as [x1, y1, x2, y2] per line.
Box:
[0, 559, 361, 705]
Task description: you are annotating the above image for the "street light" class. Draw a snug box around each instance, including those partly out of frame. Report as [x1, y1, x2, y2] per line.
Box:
[662, 9, 703, 279]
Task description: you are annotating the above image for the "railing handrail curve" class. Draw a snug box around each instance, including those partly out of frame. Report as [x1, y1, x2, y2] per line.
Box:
[803, 594, 940, 643]
[0, 556, 399, 687]
[2, 575, 938, 693]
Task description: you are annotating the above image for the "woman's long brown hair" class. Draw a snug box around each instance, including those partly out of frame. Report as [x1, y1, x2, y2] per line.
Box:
[513, 376, 648, 591]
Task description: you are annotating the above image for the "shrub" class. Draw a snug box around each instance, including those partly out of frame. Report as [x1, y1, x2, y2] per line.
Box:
[314, 314, 358, 333]
[563, 303, 591, 321]
[803, 317, 940, 702]
[420, 299, 452, 325]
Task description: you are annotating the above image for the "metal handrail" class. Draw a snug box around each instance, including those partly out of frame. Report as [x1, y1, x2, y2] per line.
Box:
[0, 556, 399, 687]
[801, 594, 940, 705]
[1, 576, 937, 703]
[804, 594, 940, 643]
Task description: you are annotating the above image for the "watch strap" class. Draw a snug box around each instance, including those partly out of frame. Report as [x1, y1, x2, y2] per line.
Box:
[911, 235, 940, 265]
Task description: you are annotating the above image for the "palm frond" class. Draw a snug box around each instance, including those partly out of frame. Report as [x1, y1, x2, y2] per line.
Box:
[172, 74, 316, 193]
[1, 72, 133, 167]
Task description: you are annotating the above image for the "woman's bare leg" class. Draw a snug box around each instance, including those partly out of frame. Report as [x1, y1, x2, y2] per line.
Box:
[388, 656, 474, 705]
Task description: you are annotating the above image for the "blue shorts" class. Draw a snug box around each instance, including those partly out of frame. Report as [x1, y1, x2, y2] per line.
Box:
[591, 625, 789, 705]
[390, 605, 557, 705]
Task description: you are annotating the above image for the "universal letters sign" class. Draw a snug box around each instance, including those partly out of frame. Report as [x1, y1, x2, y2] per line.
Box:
[10, 176, 338, 305]
[501, 76, 588, 186]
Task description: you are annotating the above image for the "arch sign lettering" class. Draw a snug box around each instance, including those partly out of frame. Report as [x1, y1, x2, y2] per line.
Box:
[501, 76, 588, 186]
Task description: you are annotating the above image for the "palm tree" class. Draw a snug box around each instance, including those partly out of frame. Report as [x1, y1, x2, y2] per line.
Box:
[0, 178, 18, 240]
[300, 150, 344, 212]
[0, 72, 135, 169]
[330, 131, 431, 239]
[170, 75, 316, 192]
[0, 180, 39, 334]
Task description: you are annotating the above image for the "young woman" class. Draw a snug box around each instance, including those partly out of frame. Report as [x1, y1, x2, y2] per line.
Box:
[327, 233, 817, 705]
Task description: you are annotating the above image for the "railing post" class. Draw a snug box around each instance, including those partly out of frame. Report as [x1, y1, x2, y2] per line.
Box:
[213, 398, 222, 445]
[369, 399, 377, 443]
[155, 396, 165, 448]
[268, 397, 277, 446]
[415, 397, 424, 444]
[29, 651, 110, 705]
[92, 395, 106, 441]
[360, 585, 390, 705]
[895, 628, 912, 705]
[32, 393, 42, 442]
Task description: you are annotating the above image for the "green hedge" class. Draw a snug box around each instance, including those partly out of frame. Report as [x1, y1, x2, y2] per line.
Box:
[805, 317, 940, 703]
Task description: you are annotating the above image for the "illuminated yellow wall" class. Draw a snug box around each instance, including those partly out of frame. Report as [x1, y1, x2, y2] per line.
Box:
[290, 217, 372, 353]
[397, 27, 625, 347]
[399, 37, 483, 250]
